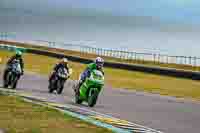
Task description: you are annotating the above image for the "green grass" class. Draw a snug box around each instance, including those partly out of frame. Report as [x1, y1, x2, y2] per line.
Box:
[0, 94, 112, 133]
[1, 50, 200, 101]
[105, 68, 200, 100]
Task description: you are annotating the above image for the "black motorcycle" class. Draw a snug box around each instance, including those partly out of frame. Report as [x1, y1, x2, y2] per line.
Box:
[3, 59, 22, 89]
[48, 67, 72, 94]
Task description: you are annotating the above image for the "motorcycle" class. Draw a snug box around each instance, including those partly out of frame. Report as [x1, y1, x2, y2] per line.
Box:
[75, 69, 104, 107]
[48, 67, 72, 94]
[3, 59, 22, 89]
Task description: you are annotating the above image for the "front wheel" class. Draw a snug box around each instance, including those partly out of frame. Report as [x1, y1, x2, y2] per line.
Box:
[10, 74, 19, 89]
[57, 79, 65, 94]
[48, 80, 55, 93]
[11, 79, 18, 89]
[88, 89, 98, 107]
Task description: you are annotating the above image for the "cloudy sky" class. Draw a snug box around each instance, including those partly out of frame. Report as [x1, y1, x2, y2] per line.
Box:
[1, 0, 200, 57]
[1, 0, 200, 25]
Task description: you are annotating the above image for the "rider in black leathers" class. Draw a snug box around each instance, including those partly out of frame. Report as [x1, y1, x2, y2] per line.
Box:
[49, 57, 70, 82]
[3, 50, 24, 82]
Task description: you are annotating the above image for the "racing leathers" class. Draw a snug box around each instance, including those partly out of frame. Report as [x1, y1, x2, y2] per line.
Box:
[75, 63, 104, 93]
[3, 55, 24, 81]
[49, 62, 69, 82]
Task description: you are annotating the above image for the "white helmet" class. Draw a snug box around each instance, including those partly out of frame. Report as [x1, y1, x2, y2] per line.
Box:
[62, 58, 68, 64]
[95, 57, 104, 69]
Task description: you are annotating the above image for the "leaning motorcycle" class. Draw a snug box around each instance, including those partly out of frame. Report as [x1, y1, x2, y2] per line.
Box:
[3, 59, 22, 89]
[75, 69, 104, 107]
[48, 67, 72, 94]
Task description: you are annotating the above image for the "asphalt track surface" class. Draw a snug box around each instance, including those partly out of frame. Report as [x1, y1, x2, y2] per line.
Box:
[0, 71, 200, 133]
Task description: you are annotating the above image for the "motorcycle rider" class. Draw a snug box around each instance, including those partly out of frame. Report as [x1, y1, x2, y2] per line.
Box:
[74, 57, 104, 94]
[49, 57, 70, 83]
[3, 50, 24, 82]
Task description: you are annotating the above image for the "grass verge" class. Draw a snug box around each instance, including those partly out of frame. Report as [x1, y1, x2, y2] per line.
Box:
[1, 50, 200, 101]
[0, 94, 112, 133]
[1, 40, 200, 72]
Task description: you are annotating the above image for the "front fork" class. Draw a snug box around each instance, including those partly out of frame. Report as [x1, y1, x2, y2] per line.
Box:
[89, 88, 99, 97]
[6, 71, 13, 85]
[50, 77, 57, 89]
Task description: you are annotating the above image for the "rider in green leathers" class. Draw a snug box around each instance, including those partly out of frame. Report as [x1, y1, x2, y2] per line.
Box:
[74, 57, 104, 94]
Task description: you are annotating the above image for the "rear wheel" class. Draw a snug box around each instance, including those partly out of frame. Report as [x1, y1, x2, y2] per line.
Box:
[88, 89, 98, 107]
[49, 87, 54, 93]
[4, 72, 11, 88]
[3, 75, 8, 88]
[3, 82, 8, 88]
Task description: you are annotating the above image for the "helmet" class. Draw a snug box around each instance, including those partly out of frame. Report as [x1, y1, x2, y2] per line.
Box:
[95, 57, 104, 69]
[16, 50, 22, 57]
[61, 58, 68, 65]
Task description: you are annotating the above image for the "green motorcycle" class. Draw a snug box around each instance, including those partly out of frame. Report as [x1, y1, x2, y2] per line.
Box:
[75, 69, 104, 107]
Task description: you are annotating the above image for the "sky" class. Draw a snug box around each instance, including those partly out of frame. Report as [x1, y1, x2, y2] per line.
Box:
[1, 0, 200, 57]
[1, 0, 200, 25]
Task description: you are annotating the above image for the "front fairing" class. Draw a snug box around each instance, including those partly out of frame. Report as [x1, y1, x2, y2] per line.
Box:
[10, 61, 21, 74]
[79, 70, 104, 100]
[57, 68, 68, 79]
